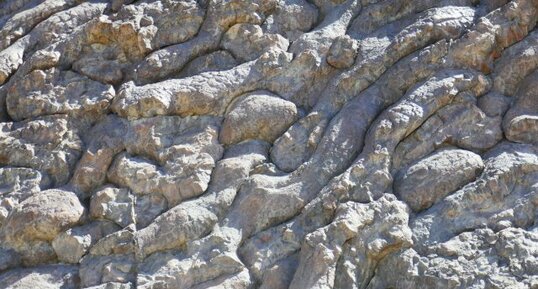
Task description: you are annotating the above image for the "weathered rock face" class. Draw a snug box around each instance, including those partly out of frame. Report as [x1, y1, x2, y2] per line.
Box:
[394, 148, 484, 212]
[0, 0, 537, 288]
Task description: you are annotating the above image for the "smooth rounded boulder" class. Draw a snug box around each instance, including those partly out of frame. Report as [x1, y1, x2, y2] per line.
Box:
[394, 148, 484, 212]
[220, 91, 298, 145]
[2, 189, 85, 243]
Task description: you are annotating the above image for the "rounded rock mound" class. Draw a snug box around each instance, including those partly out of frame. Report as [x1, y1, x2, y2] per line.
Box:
[394, 148, 484, 212]
[2, 189, 85, 243]
[220, 91, 298, 145]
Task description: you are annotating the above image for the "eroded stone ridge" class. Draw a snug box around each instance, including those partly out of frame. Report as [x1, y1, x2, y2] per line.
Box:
[0, 0, 537, 288]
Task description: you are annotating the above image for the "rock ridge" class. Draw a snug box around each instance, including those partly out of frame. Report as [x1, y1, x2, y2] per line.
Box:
[0, 0, 538, 288]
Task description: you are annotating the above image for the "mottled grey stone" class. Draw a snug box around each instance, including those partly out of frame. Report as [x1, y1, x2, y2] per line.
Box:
[1, 0, 538, 288]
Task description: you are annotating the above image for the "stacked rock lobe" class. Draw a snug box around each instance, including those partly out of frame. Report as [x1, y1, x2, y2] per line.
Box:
[1, 0, 538, 288]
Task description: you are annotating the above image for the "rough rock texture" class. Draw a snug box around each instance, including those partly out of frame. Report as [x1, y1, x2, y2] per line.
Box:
[220, 91, 299, 145]
[0, 0, 538, 288]
[394, 148, 484, 212]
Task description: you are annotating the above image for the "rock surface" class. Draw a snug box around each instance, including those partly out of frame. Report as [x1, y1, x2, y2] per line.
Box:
[220, 91, 299, 145]
[394, 148, 484, 212]
[0, 0, 537, 288]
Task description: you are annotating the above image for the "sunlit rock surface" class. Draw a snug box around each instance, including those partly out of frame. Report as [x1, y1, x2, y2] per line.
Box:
[0, 0, 538, 288]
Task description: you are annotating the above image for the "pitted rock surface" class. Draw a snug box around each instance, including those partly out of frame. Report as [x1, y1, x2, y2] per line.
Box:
[0, 0, 538, 288]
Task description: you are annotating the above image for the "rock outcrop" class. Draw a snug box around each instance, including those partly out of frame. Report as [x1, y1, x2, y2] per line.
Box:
[0, 0, 538, 288]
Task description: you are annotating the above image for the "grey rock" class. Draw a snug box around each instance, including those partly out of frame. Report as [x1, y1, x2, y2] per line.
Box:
[0, 265, 79, 289]
[477, 91, 511, 117]
[221, 24, 289, 62]
[89, 225, 136, 257]
[1, 189, 85, 244]
[6, 68, 115, 121]
[394, 148, 484, 212]
[0, 0, 76, 51]
[81, 227, 136, 288]
[0, 1, 107, 86]
[1, 189, 85, 265]
[369, 227, 538, 288]
[492, 29, 538, 96]
[327, 35, 359, 69]
[411, 142, 538, 251]
[0, 167, 48, 207]
[0, 116, 82, 186]
[134, 140, 269, 259]
[177, 50, 238, 79]
[190, 268, 252, 289]
[107, 116, 223, 207]
[262, 0, 318, 41]
[258, 253, 299, 289]
[447, 0, 538, 73]
[80, 254, 136, 288]
[83, 283, 133, 289]
[136, 245, 245, 289]
[271, 39, 449, 172]
[119, 0, 204, 51]
[69, 115, 127, 197]
[90, 186, 135, 228]
[392, 101, 503, 170]
[505, 114, 538, 145]
[264, 0, 361, 109]
[0, 199, 13, 228]
[0, 247, 20, 272]
[220, 91, 298, 145]
[237, 69, 490, 286]
[290, 195, 412, 289]
[134, 194, 167, 230]
[1, 0, 538, 287]
[52, 221, 120, 264]
[503, 70, 538, 144]
[133, 0, 275, 83]
[113, 50, 291, 119]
